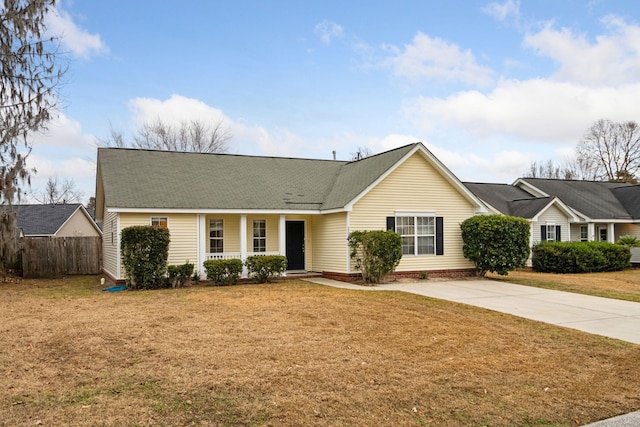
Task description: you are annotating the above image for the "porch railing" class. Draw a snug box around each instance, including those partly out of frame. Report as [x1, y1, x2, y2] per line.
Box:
[205, 251, 281, 261]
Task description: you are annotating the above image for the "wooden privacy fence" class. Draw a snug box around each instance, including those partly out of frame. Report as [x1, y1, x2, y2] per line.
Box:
[21, 236, 102, 278]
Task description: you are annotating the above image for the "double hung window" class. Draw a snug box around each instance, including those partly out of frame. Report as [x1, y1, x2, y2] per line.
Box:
[209, 219, 224, 253]
[253, 220, 266, 252]
[396, 215, 436, 255]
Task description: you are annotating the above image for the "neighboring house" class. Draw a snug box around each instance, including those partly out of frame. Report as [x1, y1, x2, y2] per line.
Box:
[12, 203, 102, 238]
[95, 143, 488, 283]
[464, 179, 640, 246]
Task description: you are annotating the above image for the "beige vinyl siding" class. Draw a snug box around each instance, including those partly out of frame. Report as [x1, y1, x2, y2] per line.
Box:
[311, 212, 348, 273]
[615, 223, 640, 241]
[120, 213, 198, 266]
[57, 210, 100, 237]
[246, 214, 280, 253]
[102, 209, 118, 278]
[532, 205, 570, 243]
[350, 151, 476, 272]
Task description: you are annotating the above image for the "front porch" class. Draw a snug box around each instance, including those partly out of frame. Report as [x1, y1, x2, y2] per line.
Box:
[196, 213, 309, 278]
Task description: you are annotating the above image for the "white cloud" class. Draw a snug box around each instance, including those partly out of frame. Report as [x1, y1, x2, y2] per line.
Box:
[380, 32, 494, 87]
[23, 112, 98, 202]
[46, 7, 107, 59]
[406, 79, 640, 144]
[314, 20, 344, 45]
[129, 94, 231, 127]
[524, 15, 640, 86]
[482, 0, 520, 22]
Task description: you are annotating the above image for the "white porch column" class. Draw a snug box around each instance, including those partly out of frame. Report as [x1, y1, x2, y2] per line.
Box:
[197, 214, 207, 279]
[279, 215, 286, 256]
[279, 215, 286, 275]
[240, 214, 247, 277]
[588, 223, 595, 242]
[608, 223, 615, 243]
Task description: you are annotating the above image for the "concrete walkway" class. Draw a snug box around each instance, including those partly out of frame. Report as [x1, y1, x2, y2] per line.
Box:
[305, 277, 640, 426]
[305, 277, 640, 344]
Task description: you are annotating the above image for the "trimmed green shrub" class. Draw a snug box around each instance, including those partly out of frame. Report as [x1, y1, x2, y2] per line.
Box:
[348, 229, 402, 284]
[245, 255, 287, 283]
[461, 215, 530, 276]
[532, 241, 631, 273]
[167, 262, 194, 288]
[203, 259, 243, 286]
[617, 235, 640, 247]
[120, 225, 170, 290]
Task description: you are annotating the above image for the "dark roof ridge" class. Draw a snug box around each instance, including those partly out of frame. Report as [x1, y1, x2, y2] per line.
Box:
[97, 146, 347, 163]
[344, 142, 420, 165]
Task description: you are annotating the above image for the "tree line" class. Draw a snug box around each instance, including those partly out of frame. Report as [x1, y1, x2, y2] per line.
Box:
[525, 119, 640, 183]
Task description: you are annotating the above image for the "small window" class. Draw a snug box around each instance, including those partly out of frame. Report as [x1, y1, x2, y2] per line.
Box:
[209, 219, 224, 253]
[599, 228, 607, 242]
[151, 216, 168, 228]
[253, 220, 266, 252]
[580, 225, 588, 242]
[396, 215, 435, 255]
[546, 224, 556, 241]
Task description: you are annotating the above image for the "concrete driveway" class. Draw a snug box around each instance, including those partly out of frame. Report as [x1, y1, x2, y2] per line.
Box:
[305, 278, 640, 345]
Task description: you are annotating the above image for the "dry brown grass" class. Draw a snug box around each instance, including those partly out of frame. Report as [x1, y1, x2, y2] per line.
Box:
[489, 269, 640, 302]
[1, 276, 639, 427]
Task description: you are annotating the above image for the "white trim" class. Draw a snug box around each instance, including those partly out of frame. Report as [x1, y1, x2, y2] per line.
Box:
[530, 197, 580, 222]
[395, 210, 436, 217]
[108, 207, 337, 215]
[116, 213, 121, 279]
[197, 214, 206, 278]
[240, 215, 247, 277]
[278, 215, 286, 256]
[344, 143, 487, 213]
[513, 179, 550, 197]
[346, 211, 351, 273]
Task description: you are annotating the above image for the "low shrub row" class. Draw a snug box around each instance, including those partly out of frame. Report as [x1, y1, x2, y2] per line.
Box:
[203, 255, 287, 285]
[532, 241, 631, 273]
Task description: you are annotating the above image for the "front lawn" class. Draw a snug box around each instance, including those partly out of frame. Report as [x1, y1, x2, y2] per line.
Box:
[1, 276, 639, 426]
[489, 269, 640, 302]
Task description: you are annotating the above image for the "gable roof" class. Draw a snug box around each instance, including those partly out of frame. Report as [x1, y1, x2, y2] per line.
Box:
[97, 143, 485, 215]
[515, 178, 635, 220]
[9, 204, 97, 236]
[463, 182, 576, 220]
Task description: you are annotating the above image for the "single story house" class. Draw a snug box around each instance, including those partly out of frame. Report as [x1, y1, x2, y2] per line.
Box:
[12, 203, 102, 238]
[464, 178, 640, 246]
[95, 143, 488, 282]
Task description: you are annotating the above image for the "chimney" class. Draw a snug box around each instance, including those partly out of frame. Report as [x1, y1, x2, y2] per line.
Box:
[332, 150, 336, 161]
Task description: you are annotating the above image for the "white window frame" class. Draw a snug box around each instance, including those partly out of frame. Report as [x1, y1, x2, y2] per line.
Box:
[253, 219, 266, 252]
[396, 213, 436, 256]
[546, 224, 556, 242]
[209, 219, 224, 253]
[580, 225, 588, 242]
[151, 216, 168, 228]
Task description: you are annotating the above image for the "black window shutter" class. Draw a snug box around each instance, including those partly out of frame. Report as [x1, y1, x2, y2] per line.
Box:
[556, 225, 561, 241]
[540, 225, 547, 241]
[386, 217, 395, 231]
[436, 217, 444, 255]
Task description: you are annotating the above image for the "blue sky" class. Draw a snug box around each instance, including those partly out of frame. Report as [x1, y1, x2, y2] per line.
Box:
[25, 0, 640, 202]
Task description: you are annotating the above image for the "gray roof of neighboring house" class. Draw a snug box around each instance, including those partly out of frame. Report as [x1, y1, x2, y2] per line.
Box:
[611, 185, 640, 218]
[518, 178, 634, 220]
[97, 144, 418, 211]
[9, 204, 85, 236]
[464, 182, 555, 219]
[463, 182, 536, 215]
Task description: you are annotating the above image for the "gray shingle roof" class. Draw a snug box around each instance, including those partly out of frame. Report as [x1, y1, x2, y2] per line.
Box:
[519, 178, 634, 219]
[464, 182, 559, 219]
[97, 144, 418, 211]
[10, 204, 84, 236]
